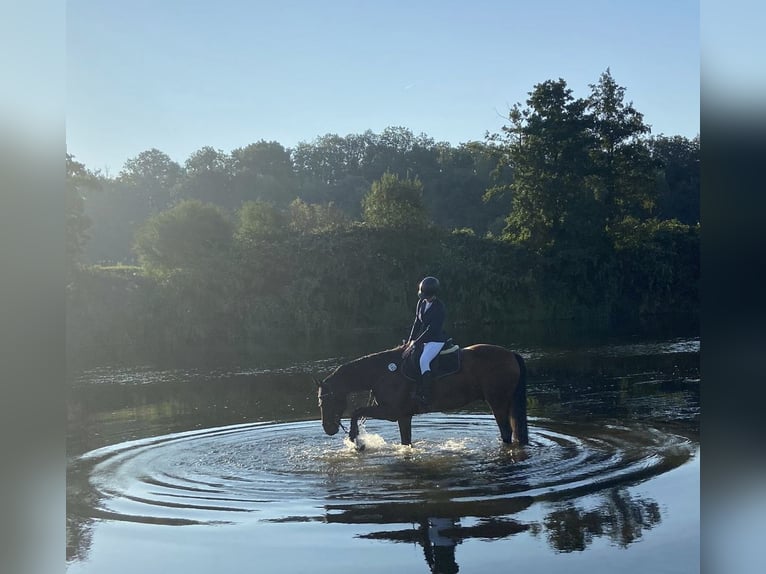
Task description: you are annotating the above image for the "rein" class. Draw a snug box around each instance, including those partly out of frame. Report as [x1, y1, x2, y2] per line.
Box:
[337, 391, 376, 436]
[319, 382, 375, 437]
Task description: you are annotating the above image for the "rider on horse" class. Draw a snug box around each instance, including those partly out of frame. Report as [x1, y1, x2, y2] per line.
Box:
[403, 276, 449, 409]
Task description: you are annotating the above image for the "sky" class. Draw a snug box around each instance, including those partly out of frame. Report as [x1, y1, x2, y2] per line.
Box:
[66, 0, 700, 175]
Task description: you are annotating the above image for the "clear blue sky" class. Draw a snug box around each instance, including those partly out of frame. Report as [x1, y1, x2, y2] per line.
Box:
[66, 0, 700, 174]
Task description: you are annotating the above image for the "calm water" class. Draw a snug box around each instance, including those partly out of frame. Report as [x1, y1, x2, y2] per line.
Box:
[67, 320, 699, 573]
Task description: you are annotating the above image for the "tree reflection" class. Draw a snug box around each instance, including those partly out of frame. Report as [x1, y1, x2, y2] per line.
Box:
[544, 488, 661, 552]
[67, 458, 96, 562]
[67, 513, 93, 563]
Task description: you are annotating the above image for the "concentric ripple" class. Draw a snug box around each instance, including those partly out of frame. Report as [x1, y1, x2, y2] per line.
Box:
[69, 415, 695, 526]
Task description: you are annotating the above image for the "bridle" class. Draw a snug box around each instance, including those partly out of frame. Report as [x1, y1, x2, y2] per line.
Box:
[316, 378, 349, 435]
[316, 375, 378, 436]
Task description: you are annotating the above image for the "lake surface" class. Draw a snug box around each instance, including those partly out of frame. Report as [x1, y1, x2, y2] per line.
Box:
[67, 319, 699, 573]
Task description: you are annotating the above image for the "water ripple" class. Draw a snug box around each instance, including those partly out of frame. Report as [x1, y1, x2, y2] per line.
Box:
[69, 415, 694, 527]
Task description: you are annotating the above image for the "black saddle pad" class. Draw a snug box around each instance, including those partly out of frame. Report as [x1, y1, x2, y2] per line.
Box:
[402, 344, 462, 382]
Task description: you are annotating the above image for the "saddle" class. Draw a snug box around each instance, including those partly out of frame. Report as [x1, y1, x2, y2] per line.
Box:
[400, 340, 462, 382]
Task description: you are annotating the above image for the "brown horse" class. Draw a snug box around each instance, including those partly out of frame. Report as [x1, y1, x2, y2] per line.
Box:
[317, 344, 528, 447]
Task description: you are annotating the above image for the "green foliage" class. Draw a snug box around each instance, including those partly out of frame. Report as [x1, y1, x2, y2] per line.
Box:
[69, 216, 698, 366]
[491, 70, 658, 251]
[649, 135, 700, 224]
[236, 200, 287, 241]
[288, 198, 350, 234]
[177, 146, 234, 207]
[362, 171, 428, 229]
[230, 140, 294, 206]
[81, 178, 144, 264]
[609, 217, 699, 316]
[495, 79, 600, 250]
[587, 69, 656, 223]
[134, 200, 233, 274]
[82, 148, 183, 265]
[428, 141, 508, 233]
[66, 154, 97, 273]
[290, 130, 503, 232]
[119, 148, 182, 211]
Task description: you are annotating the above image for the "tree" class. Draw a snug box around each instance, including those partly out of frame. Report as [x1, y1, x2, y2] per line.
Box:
[429, 141, 505, 234]
[118, 148, 182, 212]
[362, 171, 429, 229]
[235, 200, 287, 242]
[360, 127, 441, 187]
[134, 200, 233, 274]
[66, 154, 98, 272]
[586, 69, 656, 224]
[230, 141, 295, 207]
[177, 146, 234, 208]
[81, 148, 183, 265]
[291, 133, 372, 214]
[649, 135, 700, 224]
[287, 198, 349, 234]
[292, 134, 357, 187]
[609, 216, 699, 315]
[491, 79, 599, 250]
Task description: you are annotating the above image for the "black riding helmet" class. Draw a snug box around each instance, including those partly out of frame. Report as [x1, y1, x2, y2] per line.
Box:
[418, 276, 440, 299]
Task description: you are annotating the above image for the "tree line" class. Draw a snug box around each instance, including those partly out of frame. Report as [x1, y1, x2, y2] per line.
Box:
[66, 70, 699, 367]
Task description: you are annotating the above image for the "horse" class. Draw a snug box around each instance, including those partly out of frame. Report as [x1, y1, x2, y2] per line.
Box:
[316, 344, 528, 447]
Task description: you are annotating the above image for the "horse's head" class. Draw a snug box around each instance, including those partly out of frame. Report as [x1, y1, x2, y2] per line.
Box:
[316, 374, 346, 436]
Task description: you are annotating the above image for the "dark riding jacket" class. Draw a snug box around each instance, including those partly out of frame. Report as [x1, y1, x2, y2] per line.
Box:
[407, 297, 448, 345]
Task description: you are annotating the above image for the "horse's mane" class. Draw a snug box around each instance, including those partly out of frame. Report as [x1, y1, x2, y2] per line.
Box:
[328, 346, 404, 388]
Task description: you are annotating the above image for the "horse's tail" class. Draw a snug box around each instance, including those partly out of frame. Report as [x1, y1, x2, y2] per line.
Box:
[512, 352, 529, 445]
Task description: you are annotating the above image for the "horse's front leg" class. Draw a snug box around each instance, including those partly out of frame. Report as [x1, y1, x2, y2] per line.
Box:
[349, 405, 399, 442]
[349, 414, 360, 442]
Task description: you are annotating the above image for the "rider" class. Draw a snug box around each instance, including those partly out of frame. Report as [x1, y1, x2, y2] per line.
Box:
[403, 276, 448, 408]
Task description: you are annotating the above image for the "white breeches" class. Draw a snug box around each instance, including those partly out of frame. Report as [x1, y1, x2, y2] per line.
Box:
[420, 341, 445, 373]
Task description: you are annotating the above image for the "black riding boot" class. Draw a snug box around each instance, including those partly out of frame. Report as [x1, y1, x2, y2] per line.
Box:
[416, 371, 434, 409]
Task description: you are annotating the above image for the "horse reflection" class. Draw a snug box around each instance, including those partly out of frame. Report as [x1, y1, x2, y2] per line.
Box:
[359, 516, 530, 573]
[424, 518, 460, 574]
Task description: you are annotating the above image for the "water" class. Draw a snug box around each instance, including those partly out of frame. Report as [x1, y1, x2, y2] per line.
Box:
[67, 321, 699, 573]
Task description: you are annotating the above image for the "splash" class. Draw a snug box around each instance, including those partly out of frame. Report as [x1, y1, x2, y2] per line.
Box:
[439, 439, 469, 453]
[343, 427, 389, 452]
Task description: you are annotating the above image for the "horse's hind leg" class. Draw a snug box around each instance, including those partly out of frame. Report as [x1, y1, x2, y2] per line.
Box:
[491, 408, 513, 444]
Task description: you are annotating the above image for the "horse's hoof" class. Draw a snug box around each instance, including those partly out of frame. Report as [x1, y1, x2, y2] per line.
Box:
[355, 438, 366, 451]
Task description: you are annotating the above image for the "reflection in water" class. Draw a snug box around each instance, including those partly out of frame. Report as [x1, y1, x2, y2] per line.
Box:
[352, 487, 660, 572]
[544, 488, 661, 552]
[424, 518, 460, 574]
